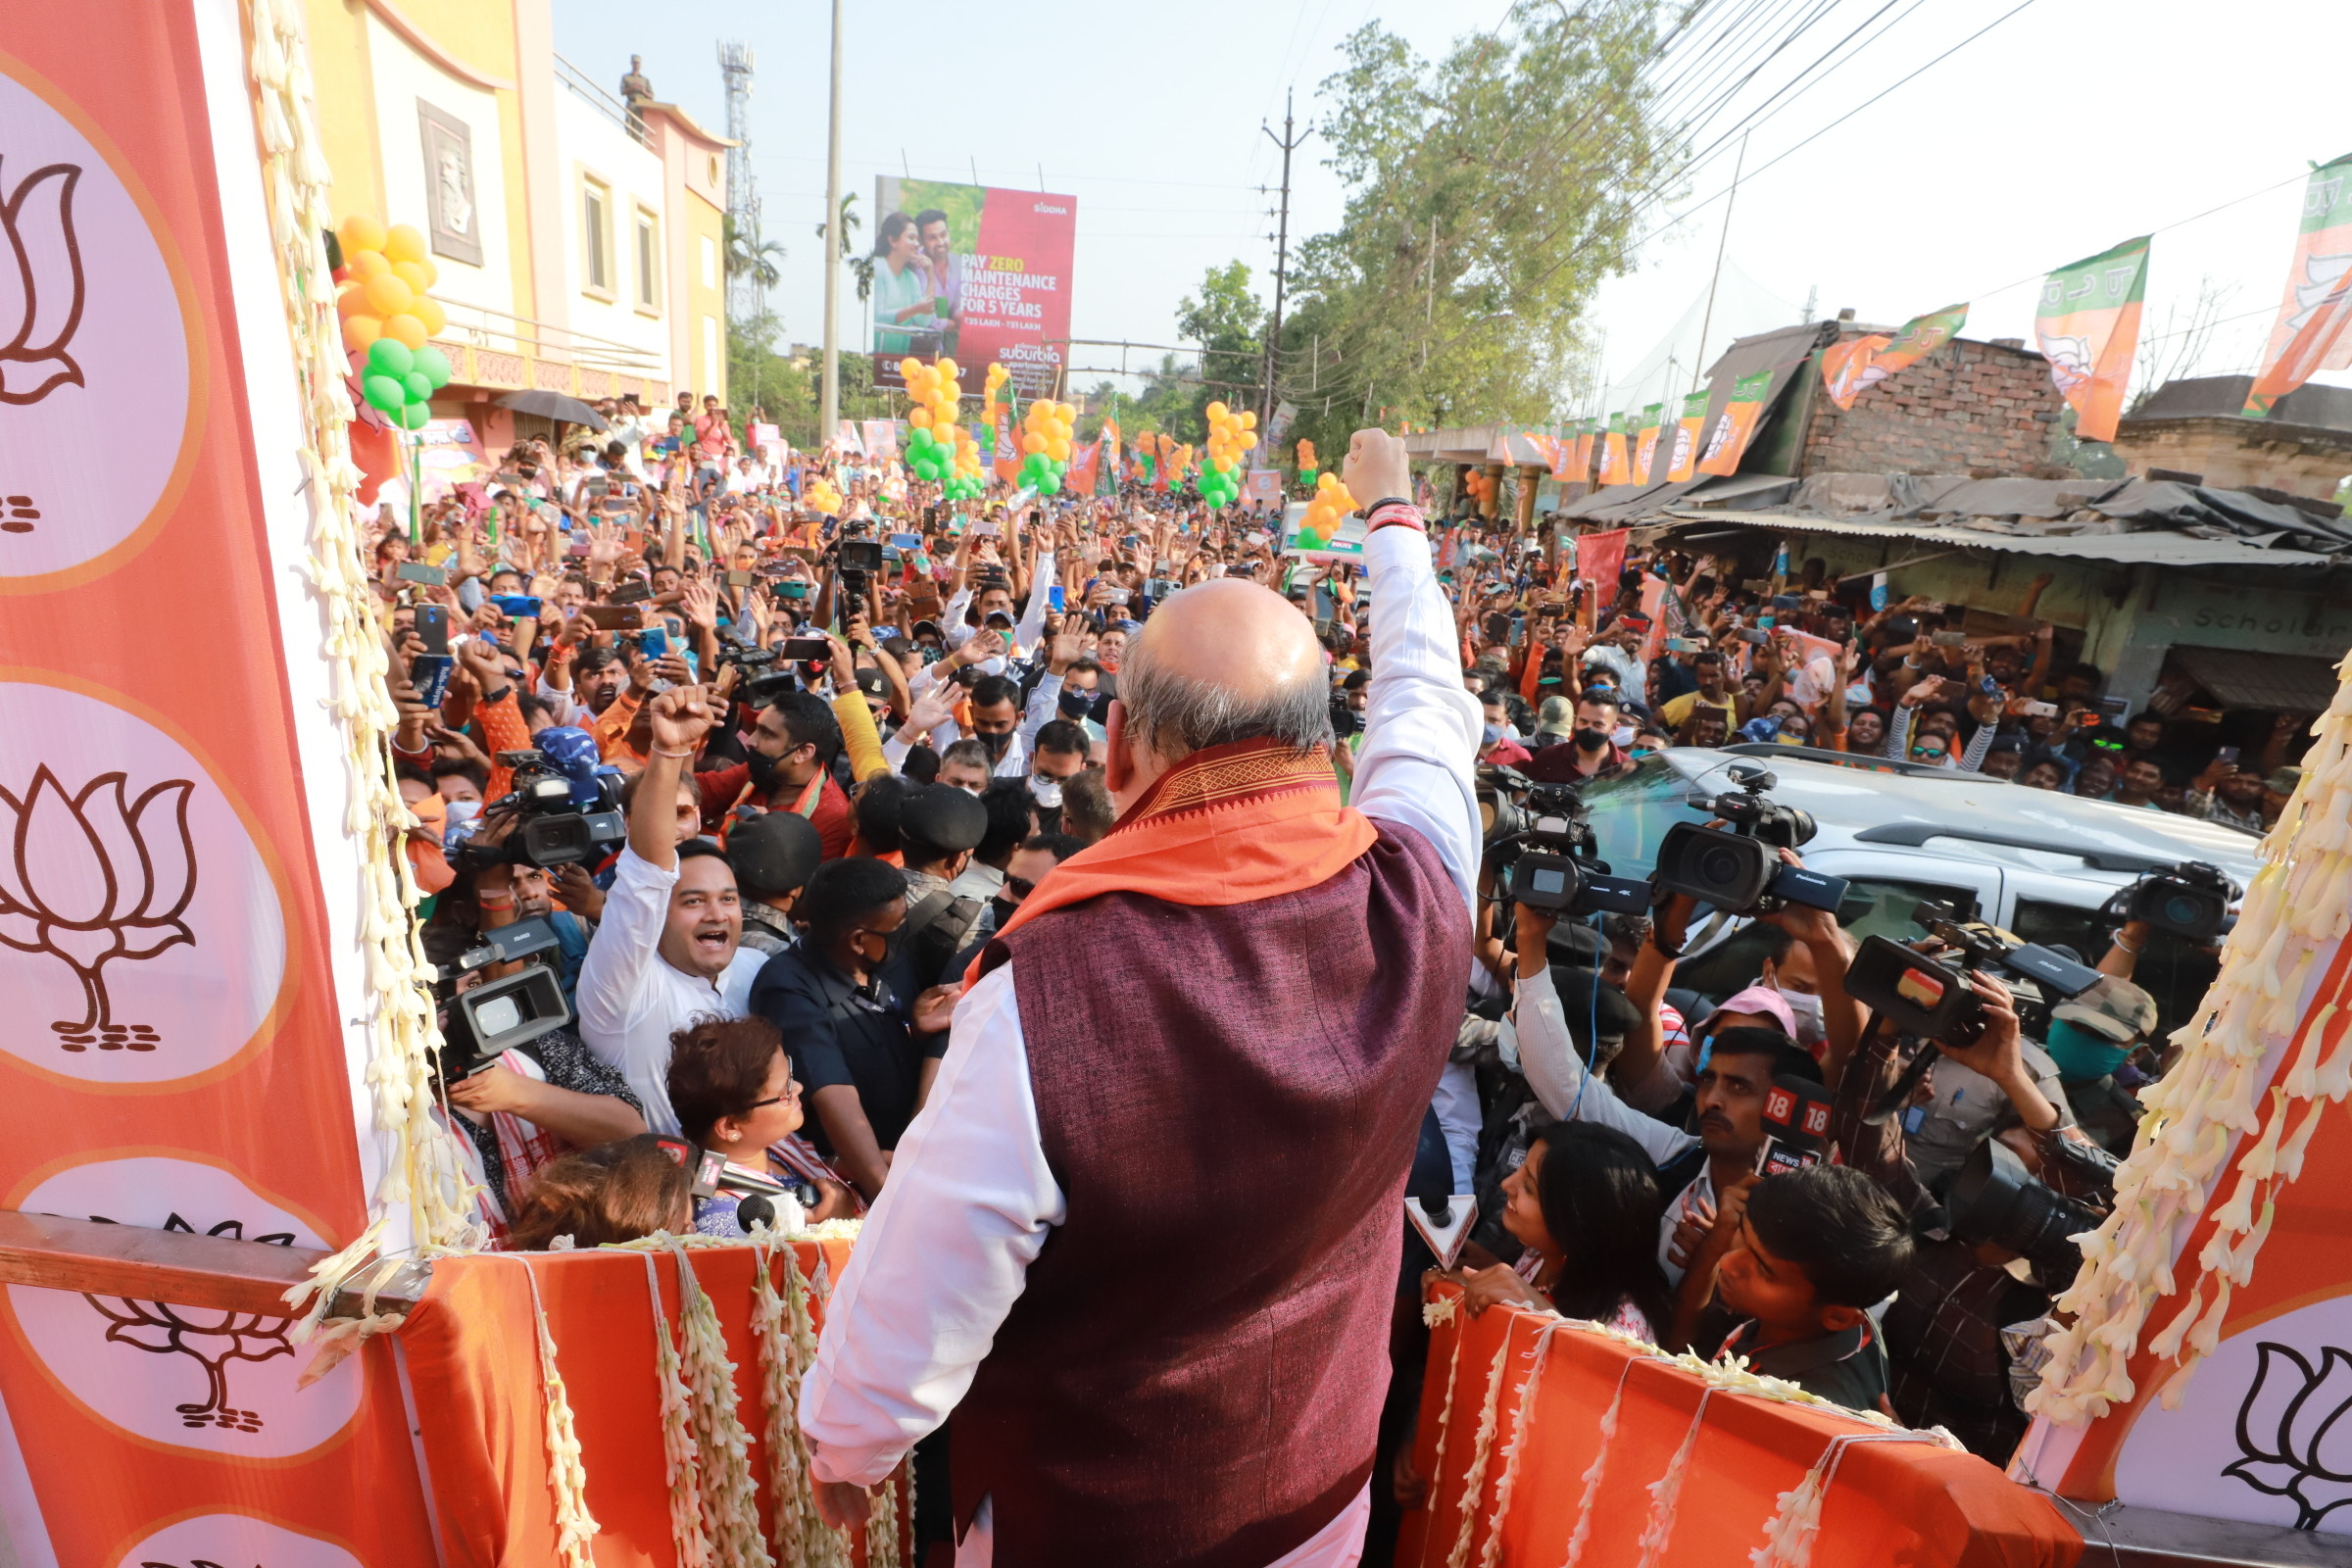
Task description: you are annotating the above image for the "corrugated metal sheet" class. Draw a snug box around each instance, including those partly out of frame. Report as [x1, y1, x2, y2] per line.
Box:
[2170, 646, 2345, 712]
[1659, 508, 2341, 568]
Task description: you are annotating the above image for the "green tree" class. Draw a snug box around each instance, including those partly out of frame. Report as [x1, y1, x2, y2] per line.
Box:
[818, 193, 874, 304]
[1277, 1, 1686, 464]
[723, 214, 785, 294]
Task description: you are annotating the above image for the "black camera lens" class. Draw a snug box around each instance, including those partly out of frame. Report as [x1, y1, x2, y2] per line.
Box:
[1698, 843, 1748, 886]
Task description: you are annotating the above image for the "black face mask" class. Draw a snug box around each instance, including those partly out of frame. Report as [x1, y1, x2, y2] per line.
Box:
[1057, 689, 1095, 719]
[975, 727, 1013, 761]
[1573, 726, 1608, 752]
[747, 744, 793, 794]
[989, 894, 1019, 930]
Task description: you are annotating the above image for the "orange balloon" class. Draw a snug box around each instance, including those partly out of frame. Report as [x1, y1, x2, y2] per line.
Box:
[939, 357, 959, 378]
[347, 249, 390, 280]
[383, 223, 428, 265]
[937, 422, 959, 445]
[1022, 432, 1047, 454]
[391, 260, 432, 295]
[909, 407, 934, 428]
[411, 255, 439, 289]
[336, 284, 368, 318]
[338, 214, 388, 257]
[1240, 410, 1258, 429]
[342, 314, 383, 351]
[364, 272, 415, 317]
[900, 356, 922, 378]
[1047, 438, 1071, 463]
[413, 298, 448, 336]
[381, 312, 429, 349]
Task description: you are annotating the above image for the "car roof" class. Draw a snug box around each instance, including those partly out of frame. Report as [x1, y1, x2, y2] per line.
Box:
[1658, 747, 2266, 888]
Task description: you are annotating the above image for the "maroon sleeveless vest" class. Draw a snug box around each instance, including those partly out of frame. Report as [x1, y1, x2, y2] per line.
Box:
[952, 823, 1467, 1568]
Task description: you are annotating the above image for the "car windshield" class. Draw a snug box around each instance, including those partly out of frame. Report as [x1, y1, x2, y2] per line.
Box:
[1580, 753, 1715, 882]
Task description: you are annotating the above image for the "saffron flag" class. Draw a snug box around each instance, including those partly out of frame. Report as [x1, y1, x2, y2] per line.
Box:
[1820, 303, 1969, 410]
[1696, 370, 1775, 476]
[2245, 153, 2352, 416]
[1575, 527, 1630, 621]
[1099, 416, 1122, 493]
[1595, 412, 1630, 485]
[1630, 403, 1665, 483]
[1065, 438, 1102, 497]
[2034, 236, 2149, 444]
[1665, 390, 1710, 481]
[1569, 418, 1595, 484]
[993, 400, 1019, 481]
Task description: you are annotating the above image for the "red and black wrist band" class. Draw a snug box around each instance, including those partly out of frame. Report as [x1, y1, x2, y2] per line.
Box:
[1359, 497, 1423, 533]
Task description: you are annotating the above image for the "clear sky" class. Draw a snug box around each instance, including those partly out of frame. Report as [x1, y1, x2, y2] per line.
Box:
[554, 0, 2352, 414]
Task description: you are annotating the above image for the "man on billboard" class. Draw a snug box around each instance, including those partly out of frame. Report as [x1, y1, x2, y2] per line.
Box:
[915, 207, 963, 357]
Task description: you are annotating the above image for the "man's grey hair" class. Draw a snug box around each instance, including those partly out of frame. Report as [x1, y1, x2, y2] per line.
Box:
[1120, 639, 1333, 760]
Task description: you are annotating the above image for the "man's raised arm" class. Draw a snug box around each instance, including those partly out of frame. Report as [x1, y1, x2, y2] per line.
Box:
[1343, 429, 1484, 917]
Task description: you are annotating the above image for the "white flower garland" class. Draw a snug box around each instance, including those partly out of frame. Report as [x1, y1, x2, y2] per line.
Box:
[750, 1233, 852, 1568]
[1477, 1316, 1567, 1568]
[517, 1258, 600, 1567]
[642, 1251, 713, 1568]
[2032, 668, 2352, 1424]
[243, 0, 483, 1335]
[1562, 1356, 1638, 1567]
[865, 1480, 903, 1568]
[666, 1239, 773, 1568]
[1632, 1386, 1720, 1568]
[1443, 1328, 1517, 1568]
[1748, 1431, 1954, 1568]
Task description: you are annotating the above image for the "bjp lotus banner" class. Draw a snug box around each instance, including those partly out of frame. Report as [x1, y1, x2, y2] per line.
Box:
[1696, 370, 1776, 476]
[1665, 391, 1710, 481]
[2244, 153, 2352, 416]
[1594, 412, 1630, 485]
[2034, 236, 2149, 444]
[1064, 437, 1102, 497]
[1567, 419, 1595, 484]
[1629, 403, 1665, 484]
[1821, 303, 1969, 410]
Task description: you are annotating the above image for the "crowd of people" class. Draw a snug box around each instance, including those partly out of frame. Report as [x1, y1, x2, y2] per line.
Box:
[368, 406, 2289, 1561]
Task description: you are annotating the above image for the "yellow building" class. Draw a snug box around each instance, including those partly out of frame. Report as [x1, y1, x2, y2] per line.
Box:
[303, 0, 730, 450]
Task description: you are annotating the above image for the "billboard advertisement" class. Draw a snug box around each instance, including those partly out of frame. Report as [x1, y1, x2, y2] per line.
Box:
[870, 176, 1076, 397]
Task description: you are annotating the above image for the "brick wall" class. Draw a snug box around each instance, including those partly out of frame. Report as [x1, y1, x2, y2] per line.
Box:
[1798, 333, 2066, 477]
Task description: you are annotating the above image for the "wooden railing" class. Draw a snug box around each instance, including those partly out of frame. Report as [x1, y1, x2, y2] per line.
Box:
[0, 1209, 423, 1317]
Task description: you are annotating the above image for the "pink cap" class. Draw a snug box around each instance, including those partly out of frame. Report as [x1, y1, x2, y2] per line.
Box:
[1701, 984, 1798, 1041]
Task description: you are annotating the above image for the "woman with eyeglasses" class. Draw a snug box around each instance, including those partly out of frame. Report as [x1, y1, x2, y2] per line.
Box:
[665, 1015, 857, 1232]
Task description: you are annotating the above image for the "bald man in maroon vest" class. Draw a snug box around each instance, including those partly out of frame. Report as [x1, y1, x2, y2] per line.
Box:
[804, 429, 1482, 1568]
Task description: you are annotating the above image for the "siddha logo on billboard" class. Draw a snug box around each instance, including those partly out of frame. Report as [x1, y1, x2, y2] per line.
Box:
[1033, 202, 1067, 215]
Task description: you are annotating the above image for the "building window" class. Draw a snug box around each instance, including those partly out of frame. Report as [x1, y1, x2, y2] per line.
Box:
[700, 233, 717, 290]
[635, 210, 659, 311]
[704, 315, 719, 391]
[582, 178, 612, 296]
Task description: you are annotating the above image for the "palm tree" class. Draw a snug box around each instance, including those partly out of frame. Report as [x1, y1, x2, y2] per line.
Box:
[817, 194, 874, 303]
[722, 214, 785, 292]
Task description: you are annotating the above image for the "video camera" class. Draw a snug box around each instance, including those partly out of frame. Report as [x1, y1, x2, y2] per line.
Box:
[1945, 1134, 2117, 1288]
[1650, 763, 1847, 915]
[467, 750, 626, 870]
[717, 644, 779, 672]
[432, 915, 572, 1081]
[1478, 767, 1653, 918]
[1844, 899, 2102, 1044]
[836, 536, 883, 604]
[2122, 859, 2235, 944]
[653, 1136, 819, 1235]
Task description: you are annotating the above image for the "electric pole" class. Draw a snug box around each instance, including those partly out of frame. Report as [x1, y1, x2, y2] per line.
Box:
[1260, 90, 1307, 428]
[819, 0, 844, 443]
[1690, 131, 1746, 397]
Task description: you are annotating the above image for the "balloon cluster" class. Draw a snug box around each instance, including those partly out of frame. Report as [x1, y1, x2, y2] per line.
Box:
[1463, 468, 1498, 510]
[805, 475, 843, 515]
[1199, 401, 1256, 508]
[980, 363, 1009, 432]
[1133, 430, 1173, 484]
[1296, 438, 1318, 485]
[1293, 472, 1358, 550]
[1017, 399, 1078, 494]
[335, 216, 451, 430]
[900, 356, 983, 497]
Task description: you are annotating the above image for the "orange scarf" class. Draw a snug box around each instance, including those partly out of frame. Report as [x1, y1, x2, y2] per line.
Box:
[969, 736, 1378, 982]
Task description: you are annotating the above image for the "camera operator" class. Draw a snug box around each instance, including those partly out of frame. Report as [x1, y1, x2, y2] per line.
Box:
[577, 685, 769, 1135]
[1826, 968, 2116, 1455]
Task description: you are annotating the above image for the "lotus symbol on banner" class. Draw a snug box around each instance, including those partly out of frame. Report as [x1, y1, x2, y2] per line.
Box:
[0, 763, 197, 1051]
[0, 159, 85, 405]
[84, 1213, 296, 1433]
[2226, 1341, 2352, 1530]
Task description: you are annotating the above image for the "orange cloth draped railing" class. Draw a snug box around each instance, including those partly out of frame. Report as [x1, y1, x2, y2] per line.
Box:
[1396, 1283, 2082, 1568]
[397, 1238, 903, 1567]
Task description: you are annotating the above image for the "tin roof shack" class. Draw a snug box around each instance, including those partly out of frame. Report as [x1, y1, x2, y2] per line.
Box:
[1656, 472, 2352, 755]
[2111, 375, 2352, 501]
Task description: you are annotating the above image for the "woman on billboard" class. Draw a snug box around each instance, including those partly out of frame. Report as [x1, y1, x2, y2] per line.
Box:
[871, 211, 938, 356]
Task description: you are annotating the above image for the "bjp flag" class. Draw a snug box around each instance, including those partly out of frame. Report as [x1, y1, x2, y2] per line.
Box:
[1098, 416, 1123, 492]
[1594, 412, 1630, 485]
[1821, 303, 1968, 410]
[1570, 418, 1596, 484]
[1696, 370, 1775, 476]
[1630, 403, 1665, 483]
[1665, 390, 1710, 481]
[2034, 236, 2149, 443]
[2245, 153, 2352, 416]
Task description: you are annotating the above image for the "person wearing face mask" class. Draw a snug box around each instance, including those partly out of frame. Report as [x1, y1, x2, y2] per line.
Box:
[1519, 691, 1636, 784]
[747, 857, 961, 1201]
[699, 689, 855, 858]
[1754, 925, 1828, 1054]
[1026, 720, 1091, 824]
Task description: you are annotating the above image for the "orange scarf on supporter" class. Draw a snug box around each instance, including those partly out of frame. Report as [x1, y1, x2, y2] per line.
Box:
[968, 735, 1377, 983]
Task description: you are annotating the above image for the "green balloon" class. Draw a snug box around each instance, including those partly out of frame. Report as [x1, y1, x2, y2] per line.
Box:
[368, 338, 415, 377]
[1041, 472, 1062, 494]
[363, 373, 405, 413]
[400, 398, 431, 430]
[413, 345, 452, 389]
[402, 370, 434, 403]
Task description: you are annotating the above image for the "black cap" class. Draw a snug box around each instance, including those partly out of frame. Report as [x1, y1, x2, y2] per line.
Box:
[855, 666, 892, 700]
[727, 811, 821, 900]
[899, 782, 988, 854]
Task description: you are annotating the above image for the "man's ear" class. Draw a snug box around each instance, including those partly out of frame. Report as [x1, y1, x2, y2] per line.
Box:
[1103, 699, 1133, 794]
[1816, 1301, 1867, 1335]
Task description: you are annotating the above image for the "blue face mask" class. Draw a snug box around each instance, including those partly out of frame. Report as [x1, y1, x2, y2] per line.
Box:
[2043, 1016, 2131, 1083]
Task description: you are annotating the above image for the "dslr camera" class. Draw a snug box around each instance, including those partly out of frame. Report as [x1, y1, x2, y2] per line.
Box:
[1945, 1133, 2118, 1288]
[2123, 860, 2234, 944]
[1843, 899, 2102, 1045]
[1650, 763, 1847, 914]
[1479, 767, 1653, 918]
[469, 750, 626, 869]
[433, 915, 572, 1080]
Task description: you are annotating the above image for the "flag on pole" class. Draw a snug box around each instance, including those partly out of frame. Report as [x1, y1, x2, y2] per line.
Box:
[1695, 371, 1775, 476]
[1630, 403, 1665, 484]
[1570, 418, 1596, 484]
[2245, 154, 2352, 416]
[1098, 417, 1122, 494]
[1665, 390, 1710, 481]
[2034, 236, 2149, 444]
[1595, 412, 1630, 485]
[1819, 303, 1969, 410]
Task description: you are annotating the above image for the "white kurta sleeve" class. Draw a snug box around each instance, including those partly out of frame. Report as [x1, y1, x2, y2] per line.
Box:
[1506, 967, 1699, 1169]
[800, 963, 1065, 1486]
